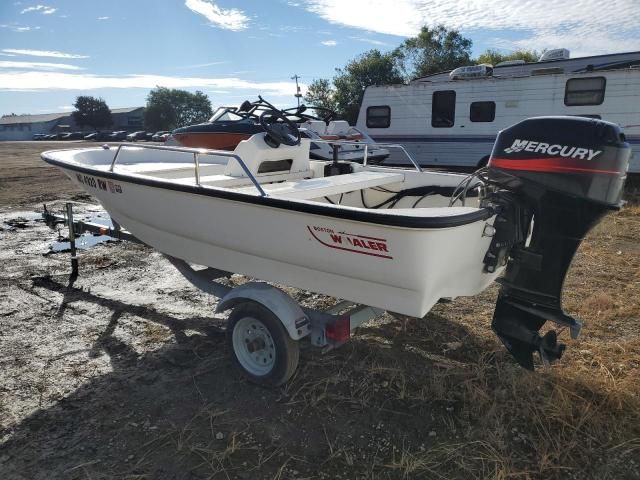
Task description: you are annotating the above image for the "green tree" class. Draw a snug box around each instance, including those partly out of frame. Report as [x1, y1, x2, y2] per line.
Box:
[72, 96, 113, 130]
[144, 87, 212, 131]
[394, 25, 473, 79]
[476, 49, 540, 65]
[304, 78, 337, 113]
[305, 50, 403, 124]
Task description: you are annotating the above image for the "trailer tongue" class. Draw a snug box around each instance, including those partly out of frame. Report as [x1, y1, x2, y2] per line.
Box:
[484, 116, 630, 369]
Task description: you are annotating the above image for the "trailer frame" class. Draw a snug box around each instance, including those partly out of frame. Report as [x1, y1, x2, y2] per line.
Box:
[42, 203, 384, 386]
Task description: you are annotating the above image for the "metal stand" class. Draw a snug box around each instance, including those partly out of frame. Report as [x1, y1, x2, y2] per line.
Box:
[43, 203, 143, 279]
[66, 203, 79, 279]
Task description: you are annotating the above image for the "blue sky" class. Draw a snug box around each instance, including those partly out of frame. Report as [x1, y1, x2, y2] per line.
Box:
[1, 0, 639, 116]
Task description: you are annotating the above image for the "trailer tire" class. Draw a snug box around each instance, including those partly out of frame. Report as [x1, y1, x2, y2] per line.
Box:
[226, 302, 299, 387]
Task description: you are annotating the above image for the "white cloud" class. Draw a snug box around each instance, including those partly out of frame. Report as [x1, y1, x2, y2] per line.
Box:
[296, 0, 640, 56]
[57, 105, 73, 110]
[21, 5, 57, 14]
[321, 40, 337, 46]
[184, 60, 228, 68]
[350, 36, 388, 46]
[0, 24, 41, 32]
[0, 71, 306, 97]
[184, 0, 249, 31]
[0, 61, 84, 71]
[2, 48, 89, 59]
[97, 16, 109, 20]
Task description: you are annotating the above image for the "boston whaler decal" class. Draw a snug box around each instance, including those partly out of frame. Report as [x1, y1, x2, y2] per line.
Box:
[503, 139, 602, 160]
[307, 225, 392, 259]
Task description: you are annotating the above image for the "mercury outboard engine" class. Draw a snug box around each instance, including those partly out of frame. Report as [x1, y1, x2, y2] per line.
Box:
[483, 116, 630, 369]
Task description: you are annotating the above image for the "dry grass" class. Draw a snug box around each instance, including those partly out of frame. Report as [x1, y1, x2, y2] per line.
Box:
[142, 322, 173, 344]
[277, 202, 640, 479]
[2, 143, 638, 479]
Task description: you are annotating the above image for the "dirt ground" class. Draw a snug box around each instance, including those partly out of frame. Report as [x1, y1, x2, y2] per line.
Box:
[0, 142, 639, 480]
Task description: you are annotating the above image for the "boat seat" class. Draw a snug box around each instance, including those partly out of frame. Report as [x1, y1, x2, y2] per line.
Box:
[178, 169, 313, 188]
[122, 162, 228, 179]
[301, 120, 327, 135]
[226, 133, 311, 178]
[326, 120, 351, 135]
[234, 171, 405, 200]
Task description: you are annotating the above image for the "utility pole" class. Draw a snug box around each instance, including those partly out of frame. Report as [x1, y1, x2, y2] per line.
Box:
[291, 74, 302, 107]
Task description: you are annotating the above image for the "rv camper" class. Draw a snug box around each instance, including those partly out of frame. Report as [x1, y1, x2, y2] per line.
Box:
[357, 49, 640, 172]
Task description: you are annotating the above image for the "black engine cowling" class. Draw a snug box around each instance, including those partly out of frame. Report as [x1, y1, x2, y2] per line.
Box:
[485, 116, 630, 369]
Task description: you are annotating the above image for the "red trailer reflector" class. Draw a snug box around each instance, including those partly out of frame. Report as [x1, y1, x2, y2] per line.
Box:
[326, 315, 350, 343]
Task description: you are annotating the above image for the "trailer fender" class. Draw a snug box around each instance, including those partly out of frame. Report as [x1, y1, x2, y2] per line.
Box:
[215, 282, 310, 340]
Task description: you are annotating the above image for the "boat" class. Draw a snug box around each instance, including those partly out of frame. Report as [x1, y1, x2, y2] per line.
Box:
[41, 111, 630, 371]
[170, 96, 390, 163]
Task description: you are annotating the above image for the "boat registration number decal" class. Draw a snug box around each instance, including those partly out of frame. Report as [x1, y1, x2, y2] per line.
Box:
[75, 173, 122, 194]
[307, 226, 392, 259]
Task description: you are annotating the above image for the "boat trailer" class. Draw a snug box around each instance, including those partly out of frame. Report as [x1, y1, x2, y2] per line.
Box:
[43, 203, 384, 386]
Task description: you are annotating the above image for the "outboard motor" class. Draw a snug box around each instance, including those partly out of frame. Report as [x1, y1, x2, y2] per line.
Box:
[483, 116, 630, 369]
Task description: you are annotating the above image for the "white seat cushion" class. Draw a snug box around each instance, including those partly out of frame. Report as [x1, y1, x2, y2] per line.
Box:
[326, 120, 351, 135]
[234, 171, 405, 200]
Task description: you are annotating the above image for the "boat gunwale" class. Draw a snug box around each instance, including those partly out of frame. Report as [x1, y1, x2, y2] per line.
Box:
[41, 152, 494, 229]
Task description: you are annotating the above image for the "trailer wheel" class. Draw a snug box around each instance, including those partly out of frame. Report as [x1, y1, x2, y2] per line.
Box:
[227, 302, 299, 387]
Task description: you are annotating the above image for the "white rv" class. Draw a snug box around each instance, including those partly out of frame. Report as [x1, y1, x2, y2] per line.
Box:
[357, 50, 640, 172]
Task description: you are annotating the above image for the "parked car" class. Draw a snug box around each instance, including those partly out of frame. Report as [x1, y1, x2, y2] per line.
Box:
[64, 132, 86, 140]
[84, 131, 112, 141]
[151, 131, 170, 142]
[144, 132, 154, 141]
[109, 131, 128, 141]
[32, 133, 46, 140]
[126, 130, 148, 142]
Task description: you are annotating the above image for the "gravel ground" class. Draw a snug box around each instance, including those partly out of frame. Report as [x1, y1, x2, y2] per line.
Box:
[0, 142, 639, 480]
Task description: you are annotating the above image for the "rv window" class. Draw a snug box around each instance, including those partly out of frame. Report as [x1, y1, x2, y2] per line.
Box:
[564, 77, 606, 106]
[432, 91, 456, 128]
[366, 106, 391, 128]
[470, 101, 496, 122]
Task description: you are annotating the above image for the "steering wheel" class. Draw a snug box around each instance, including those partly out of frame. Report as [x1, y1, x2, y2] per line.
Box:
[259, 109, 301, 148]
[283, 105, 337, 125]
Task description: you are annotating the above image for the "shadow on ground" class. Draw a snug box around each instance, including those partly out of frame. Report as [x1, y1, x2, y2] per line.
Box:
[2, 275, 638, 480]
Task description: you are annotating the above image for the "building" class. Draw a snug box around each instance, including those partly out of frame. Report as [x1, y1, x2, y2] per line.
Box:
[111, 107, 144, 130]
[0, 107, 145, 141]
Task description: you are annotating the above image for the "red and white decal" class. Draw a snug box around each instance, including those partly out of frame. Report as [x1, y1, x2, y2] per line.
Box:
[307, 225, 392, 259]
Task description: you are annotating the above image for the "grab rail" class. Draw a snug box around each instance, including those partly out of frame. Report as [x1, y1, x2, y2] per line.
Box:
[108, 143, 268, 196]
[308, 139, 422, 172]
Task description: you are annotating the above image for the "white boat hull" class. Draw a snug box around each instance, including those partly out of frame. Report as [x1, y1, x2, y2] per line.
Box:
[56, 167, 499, 317]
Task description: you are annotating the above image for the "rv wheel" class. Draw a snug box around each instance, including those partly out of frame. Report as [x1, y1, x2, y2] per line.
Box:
[227, 302, 299, 387]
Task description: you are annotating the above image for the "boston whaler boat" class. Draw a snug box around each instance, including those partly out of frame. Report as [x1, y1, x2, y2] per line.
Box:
[42, 110, 630, 384]
[169, 96, 390, 163]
